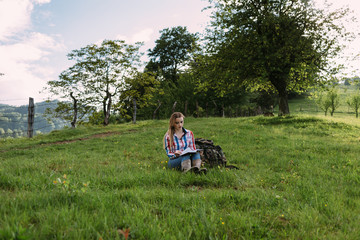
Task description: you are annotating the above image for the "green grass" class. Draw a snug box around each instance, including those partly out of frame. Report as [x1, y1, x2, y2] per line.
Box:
[1, 116, 360, 239]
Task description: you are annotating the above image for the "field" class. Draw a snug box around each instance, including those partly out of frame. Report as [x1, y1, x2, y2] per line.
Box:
[1, 112, 360, 239]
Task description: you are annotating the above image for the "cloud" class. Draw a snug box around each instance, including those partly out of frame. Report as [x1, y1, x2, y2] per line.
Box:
[132, 28, 155, 43]
[33, 0, 51, 4]
[113, 28, 156, 64]
[0, 0, 53, 41]
[0, 0, 66, 106]
[115, 28, 155, 44]
[0, 0, 33, 41]
[0, 32, 65, 105]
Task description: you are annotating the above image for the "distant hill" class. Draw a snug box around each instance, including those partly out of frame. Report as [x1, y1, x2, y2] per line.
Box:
[0, 100, 69, 138]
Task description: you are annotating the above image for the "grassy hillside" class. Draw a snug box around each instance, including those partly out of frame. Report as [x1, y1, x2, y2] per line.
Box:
[1, 116, 360, 239]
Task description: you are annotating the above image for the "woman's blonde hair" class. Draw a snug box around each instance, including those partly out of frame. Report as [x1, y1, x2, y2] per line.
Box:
[163, 112, 185, 149]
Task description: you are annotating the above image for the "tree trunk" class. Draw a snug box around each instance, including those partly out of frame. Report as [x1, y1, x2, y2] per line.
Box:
[103, 97, 107, 124]
[70, 92, 77, 128]
[184, 100, 188, 116]
[172, 101, 177, 113]
[278, 91, 290, 116]
[133, 97, 137, 124]
[195, 101, 199, 118]
[205, 102, 209, 117]
[153, 100, 162, 120]
[270, 72, 290, 116]
[212, 100, 219, 117]
[103, 92, 111, 126]
[356, 107, 359, 118]
[222, 104, 225, 118]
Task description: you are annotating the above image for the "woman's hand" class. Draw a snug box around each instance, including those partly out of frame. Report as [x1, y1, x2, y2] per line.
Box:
[174, 150, 182, 157]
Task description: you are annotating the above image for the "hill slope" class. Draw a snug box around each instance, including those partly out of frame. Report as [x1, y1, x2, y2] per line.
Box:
[1, 116, 360, 239]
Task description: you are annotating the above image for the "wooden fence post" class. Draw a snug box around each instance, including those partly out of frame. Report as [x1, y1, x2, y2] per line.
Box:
[27, 97, 34, 138]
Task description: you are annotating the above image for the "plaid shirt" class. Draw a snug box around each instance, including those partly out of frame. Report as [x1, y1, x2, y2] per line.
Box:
[164, 128, 196, 158]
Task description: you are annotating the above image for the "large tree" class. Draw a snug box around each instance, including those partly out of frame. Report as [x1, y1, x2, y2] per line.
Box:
[206, 0, 351, 115]
[147, 26, 199, 84]
[66, 39, 143, 125]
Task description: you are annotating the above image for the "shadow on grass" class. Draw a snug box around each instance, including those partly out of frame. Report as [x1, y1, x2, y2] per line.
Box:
[253, 116, 322, 126]
[253, 116, 359, 133]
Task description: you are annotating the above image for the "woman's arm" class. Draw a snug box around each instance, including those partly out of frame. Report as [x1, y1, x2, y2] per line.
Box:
[188, 130, 196, 151]
[164, 135, 176, 158]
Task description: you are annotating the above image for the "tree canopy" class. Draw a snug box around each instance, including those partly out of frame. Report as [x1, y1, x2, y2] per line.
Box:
[147, 26, 199, 84]
[46, 39, 143, 126]
[205, 0, 351, 115]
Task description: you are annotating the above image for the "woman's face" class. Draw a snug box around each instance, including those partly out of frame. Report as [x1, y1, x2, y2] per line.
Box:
[173, 117, 184, 131]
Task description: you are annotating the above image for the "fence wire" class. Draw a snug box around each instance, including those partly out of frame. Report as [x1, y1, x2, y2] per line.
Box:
[0, 98, 67, 138]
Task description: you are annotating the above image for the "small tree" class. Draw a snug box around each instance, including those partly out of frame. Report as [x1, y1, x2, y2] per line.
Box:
[119, 72, 161, 124]
[311, 87, 339, 116]
[328, 89, 340, 116]
[346, 91, 360, 118]
[317, 95, 332, 116]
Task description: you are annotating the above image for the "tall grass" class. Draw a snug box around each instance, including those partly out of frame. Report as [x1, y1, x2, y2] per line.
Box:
[1, 116, 360, 239]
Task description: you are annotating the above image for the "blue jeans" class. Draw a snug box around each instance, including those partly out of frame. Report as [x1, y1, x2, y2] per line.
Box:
[168, 152, 201, 170]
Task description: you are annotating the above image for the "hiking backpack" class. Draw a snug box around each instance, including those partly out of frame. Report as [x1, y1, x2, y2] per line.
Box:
[195, 138, 227, 167]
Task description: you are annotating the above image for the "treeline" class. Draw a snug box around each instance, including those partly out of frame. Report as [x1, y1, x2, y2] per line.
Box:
[0, 101, 68, 138]
[44, 0, 354, 127]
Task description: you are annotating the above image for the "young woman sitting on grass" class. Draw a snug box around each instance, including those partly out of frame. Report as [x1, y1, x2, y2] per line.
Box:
[163, 112, 207, 174]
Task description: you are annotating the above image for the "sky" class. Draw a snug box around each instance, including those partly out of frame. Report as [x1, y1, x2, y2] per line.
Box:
[0, 0, 360, 106]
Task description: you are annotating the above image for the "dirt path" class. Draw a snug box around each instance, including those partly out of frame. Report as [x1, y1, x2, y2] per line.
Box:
[45, 131, 122, 145]
[1, 130, 131, 153]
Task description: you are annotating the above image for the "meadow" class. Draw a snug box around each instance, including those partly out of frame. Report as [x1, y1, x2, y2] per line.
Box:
[1, 113, 360, 239]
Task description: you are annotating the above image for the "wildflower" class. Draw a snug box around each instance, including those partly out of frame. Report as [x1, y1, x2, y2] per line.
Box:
[222, 222, 225, 225]
[63, 174, 67, 179]
[325, 204, 327, 207]
[118, 228, 130, 240]
[281, 214, 284, 217]
[83, 183, 88, 187]
[63, 180, 66, 184]
[53, 180, 58, 184]
[163, 167, 166, 170]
